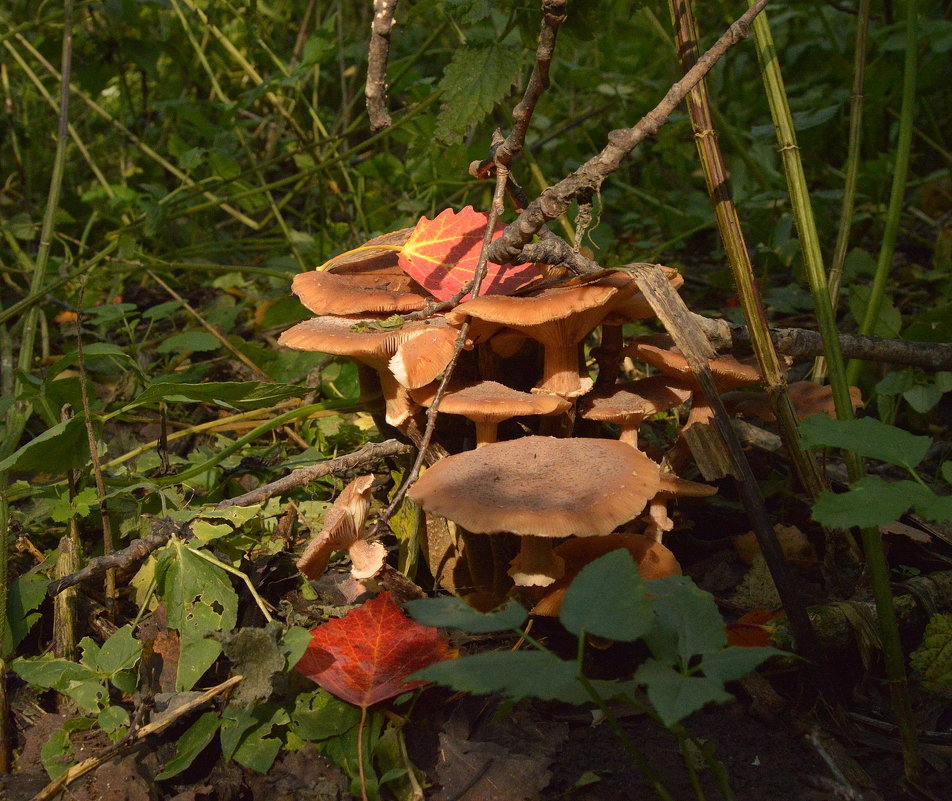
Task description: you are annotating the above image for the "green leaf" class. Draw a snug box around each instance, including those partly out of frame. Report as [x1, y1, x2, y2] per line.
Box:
[645, 577, 727, 665]
[635, 659, 733, 728]
[811, 477, 935, 528]
[50, 487, 99, 523]
[799, 415, 932, 468]
[281, 626, 313, 669]
[560, 550, 653, 641]
[132, 381, 306, 411]
[0, 415, 91, 474]
[4, 572, 48, 656]
[290, 689, 361, 742]
[221, 703, 288, 773]
[40, 729, 74, 780]
[155, 331, 222, 354]
[154, 540, 239, 690]
[80, 625, 141, 677]
[698, 647, 782, 683]
[97, 704, 130, 735]
[155, 711, 221, 780]
[10, 657, 106, 712]
[405, 597, 528, 634]
[910, 613, 952, 689]
[412, 650, 591, 704]
[435, 43, 527, 144]
[942, 462, 952, 487]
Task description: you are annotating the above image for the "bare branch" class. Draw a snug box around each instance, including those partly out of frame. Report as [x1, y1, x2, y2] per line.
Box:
[366, 0, 399, 131]
[485, 0, 769, 265]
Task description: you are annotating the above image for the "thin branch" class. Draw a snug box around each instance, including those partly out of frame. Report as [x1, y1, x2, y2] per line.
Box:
[366, 0, 398, 131]
[484, 0, 769, 266]
[216, 438, 412, 509]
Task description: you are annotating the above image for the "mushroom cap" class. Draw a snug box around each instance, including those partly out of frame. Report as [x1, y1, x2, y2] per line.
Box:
[409, 381, 571, 422]
[626, 337, 762, 391]
[279, 315, 451, 366]
[408, 436, 661, 538]
[606, 266, 684, 322]
[323, 228, 419, 293]
[656, 471, 718, 499]
[723, 380, 863, 422]
[292, 270, 426, 315]
[446, 270, 637, 331]
[579, 375, 692, 424]
[389, 324, 464, 389]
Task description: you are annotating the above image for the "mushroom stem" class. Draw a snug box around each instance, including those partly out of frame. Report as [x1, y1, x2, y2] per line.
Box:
[508, 536, 566, 587]
[538, 332, 580, 396]
[473, 420, 499, 447]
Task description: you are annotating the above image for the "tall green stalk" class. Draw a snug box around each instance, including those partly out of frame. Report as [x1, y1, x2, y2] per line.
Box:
[748, 1, 921, 781]
[0, 0, 74, 773]
[846, 0, 917, 386]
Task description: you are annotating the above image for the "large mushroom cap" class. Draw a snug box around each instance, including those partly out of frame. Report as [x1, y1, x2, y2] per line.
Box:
[580, 375, 692, 424]
[408, 436, 661, 538]
[292, 270, 426, 315]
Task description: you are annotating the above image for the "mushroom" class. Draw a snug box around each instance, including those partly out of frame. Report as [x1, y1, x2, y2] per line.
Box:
[409, 380, 571, 447]
[529, 533, 682, 616]
[642, 471, 718, 542]
[446, 271, 640, 397]
[297, 474, 385, 580]
[722, 380, 864, 422]
[279, 315, 460, 427]
[579, 375, 692, 451]
[408, 436, 661, 586]
[292, 270, 426, 316]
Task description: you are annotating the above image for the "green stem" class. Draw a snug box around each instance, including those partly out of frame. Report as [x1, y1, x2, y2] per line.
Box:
[846, 0, 917, 387]
[749, 1, 921, 782]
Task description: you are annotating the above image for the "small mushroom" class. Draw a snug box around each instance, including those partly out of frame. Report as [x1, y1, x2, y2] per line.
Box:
[642, 471, 718, 541]
[446, 271, 640, 397]
[297, 475, 385, 580]
[409, 381, 571, 447]
[579, 375, 692, 450]
[722, 380, 864, 422]
[408, 436, 661, 586]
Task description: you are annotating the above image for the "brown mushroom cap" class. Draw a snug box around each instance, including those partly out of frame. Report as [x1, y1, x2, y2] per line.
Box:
[722, 380, 864, 422]
[580, 375, 693, 425]
[292, 270, 426, 315]
[626, 337, 763, 391]
[408, 436, 661, 538]
[656, 471, 718, 499]
[389, 324, 465, 389]
[410, 381, 572, 446]
[322, 228, 419, 294]
[445, 272, 640, 395]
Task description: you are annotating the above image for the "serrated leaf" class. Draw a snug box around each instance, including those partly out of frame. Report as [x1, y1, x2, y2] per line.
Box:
[697, 647, 782, 684]
[799, 415, 932, 468]
[155, 711, 221, 780]
[411, 649, 589, 703]
[4, 572, 48, 656]
[98, 705, 130, 735]
[398, 207, 538, 300]
[80, 625, 141, 677]
[290, 688, 361, 742]
[645, 577, 727, 666]
[435, 43, 526, 144]
[51, 487, 99, 523]
[635, 659, 733, 727]
[221, 703, 288, 773]
[560, 550, 654, 641]
[811, 478, 934, 528]
[405, 597, 528, 634]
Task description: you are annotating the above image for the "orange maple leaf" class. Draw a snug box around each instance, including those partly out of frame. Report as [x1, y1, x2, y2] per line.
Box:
[397, 206, 539, 301]
[294, 592, 454, 708]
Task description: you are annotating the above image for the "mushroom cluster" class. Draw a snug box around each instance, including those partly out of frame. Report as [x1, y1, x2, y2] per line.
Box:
[281, 225, 797, 606]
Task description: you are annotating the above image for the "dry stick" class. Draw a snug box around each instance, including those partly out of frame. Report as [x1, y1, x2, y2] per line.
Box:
[366, 0, 398, 131]
[371, 169, 511, 535]
[27, 675, 243, 801]
[629, 263, 834, 698]
[668, 0, 828, 503]
[695, 315, 952, 371]
[484, 0, 769, 267]
[216, 438, 412, 509]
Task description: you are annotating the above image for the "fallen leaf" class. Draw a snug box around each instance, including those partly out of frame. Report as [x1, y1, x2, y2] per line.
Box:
[726, 609, 784, 648]
[398, 207, 539, 301]
[294, 592, 454, 708]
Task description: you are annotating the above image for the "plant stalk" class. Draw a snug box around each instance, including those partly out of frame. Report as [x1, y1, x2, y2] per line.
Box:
[748, 1, 921, 781]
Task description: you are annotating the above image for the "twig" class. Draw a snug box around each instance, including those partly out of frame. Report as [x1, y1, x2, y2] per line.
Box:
[215, 439, 412, 509]
[494, 0, 566, 168]
[46, 519, 186, 598]
[484, 0, 769, 266]
[370, 167, 511, 535]
[695, 315, 952, 371]
[366, 0, 398, 131]
[27, 675, 243, 801]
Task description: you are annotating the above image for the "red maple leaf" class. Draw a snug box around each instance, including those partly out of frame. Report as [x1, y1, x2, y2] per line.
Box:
[294, 592, 454, 708]
[397, 206, 540, 301]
